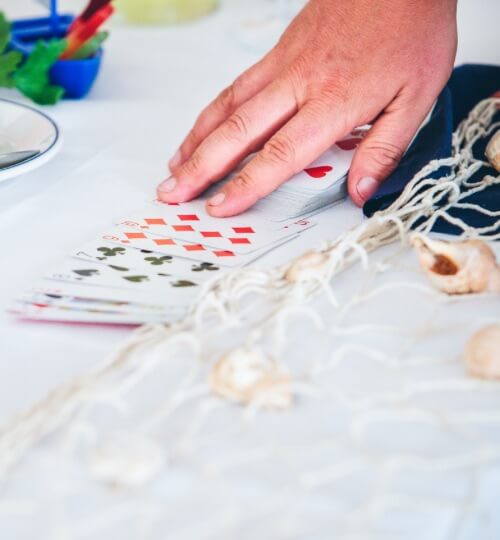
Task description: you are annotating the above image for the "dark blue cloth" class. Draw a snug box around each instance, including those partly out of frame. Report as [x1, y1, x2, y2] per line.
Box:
[363, 64, 500, 237]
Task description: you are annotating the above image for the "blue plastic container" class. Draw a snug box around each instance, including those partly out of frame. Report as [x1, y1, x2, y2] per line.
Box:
[50, 51, 103, 99]
[10, 10, 103, 100]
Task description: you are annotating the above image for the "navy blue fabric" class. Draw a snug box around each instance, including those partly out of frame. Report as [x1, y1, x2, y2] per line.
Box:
[363, 64, 500, 237]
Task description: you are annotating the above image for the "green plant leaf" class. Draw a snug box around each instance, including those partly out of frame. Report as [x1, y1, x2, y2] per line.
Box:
[0, 50, 22, 87]
[13, 38, 67, 105]
[0, 12, 22, 87]
[0, 12, 11, 53]
[70, 31, 109, 60]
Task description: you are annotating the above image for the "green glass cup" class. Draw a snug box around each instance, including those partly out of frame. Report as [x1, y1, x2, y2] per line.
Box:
[118, 0, 218, 25]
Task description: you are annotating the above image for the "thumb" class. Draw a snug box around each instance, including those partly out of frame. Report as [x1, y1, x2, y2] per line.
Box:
[347, 100, 431, 207]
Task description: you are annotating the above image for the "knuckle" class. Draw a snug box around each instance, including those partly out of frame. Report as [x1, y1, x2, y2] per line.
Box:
[181, 151, 204, 177]
[220, 111, 250, 142]
[231, 170, 259, 194]
[305, 96, 350, 134]
[232, 73, 247, 94]
[364, 140, 404, 170]
[305, 93, 352, 134]
[317, 84, 349, 108]
[283, 56, 310, 105]
[261, 134, 296, 166]
[303, 96, 330, 118]
[215, 85, 236, 115]
[286, 54, 310, 86]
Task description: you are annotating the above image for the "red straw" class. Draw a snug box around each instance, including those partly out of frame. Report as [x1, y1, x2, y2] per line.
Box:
[69, 0, 112, 33]
[61, 3, 114, 59]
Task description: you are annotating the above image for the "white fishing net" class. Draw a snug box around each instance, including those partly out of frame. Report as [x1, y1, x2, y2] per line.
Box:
[1, 97, 499, 540]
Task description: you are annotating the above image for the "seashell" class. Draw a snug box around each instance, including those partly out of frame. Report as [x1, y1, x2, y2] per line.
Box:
[210, 347, 292, 409]
[285, 250, 330, 283]
[410, 234, 500, 295]
[485, 130, 500, 172]
[464, 324, 500, 379]
[87, 431, 166, 488]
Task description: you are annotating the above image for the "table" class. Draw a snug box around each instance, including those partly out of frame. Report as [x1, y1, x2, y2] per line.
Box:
[0, 2, 499, 538]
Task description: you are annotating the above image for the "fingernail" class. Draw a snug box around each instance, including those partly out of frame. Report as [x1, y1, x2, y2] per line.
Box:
[169, 150, 182, 169]
[356, 176, 379, 201]
[208, 192, 226, 207]
[158, 176, 177, 193]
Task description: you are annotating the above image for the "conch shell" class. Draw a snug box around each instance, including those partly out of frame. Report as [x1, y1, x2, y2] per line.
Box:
[285, 250, 330, 283]
[485, 129, 500, 172]
[410, 234, 500, 295]
[464, 324, 500, 379]
[210, 347, 292, 409]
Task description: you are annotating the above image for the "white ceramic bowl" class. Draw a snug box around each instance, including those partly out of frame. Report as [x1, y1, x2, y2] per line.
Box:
[0, 98, 62, 183]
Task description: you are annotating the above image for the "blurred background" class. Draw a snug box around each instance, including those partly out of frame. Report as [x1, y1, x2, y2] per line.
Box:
[7, 0, 500, 61]
[3, 1, 498, 110]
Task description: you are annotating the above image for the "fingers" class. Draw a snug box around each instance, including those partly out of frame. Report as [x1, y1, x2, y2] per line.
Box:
[157, 78, 299, 204]
[205, 103, 348, 217]
[347, 97, 433, 207]
[168, 52, 280, 170]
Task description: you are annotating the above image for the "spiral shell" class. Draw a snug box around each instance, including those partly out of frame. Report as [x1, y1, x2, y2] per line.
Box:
[464, 324, 500, 379]
[210, 347, 292, 409]
[485, 130, 500, 172]
[410, 234, 500, 295]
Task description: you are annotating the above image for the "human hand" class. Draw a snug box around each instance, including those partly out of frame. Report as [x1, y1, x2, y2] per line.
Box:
[157, 0, 457, 216]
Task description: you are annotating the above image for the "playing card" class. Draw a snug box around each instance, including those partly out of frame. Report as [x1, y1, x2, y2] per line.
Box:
[73, 240, 225, 279]
[31, 278, 196, 309]
[116, 200, 313, 253]
[45, 259, 204, 294]
[101, 225, 307, 268]
[10, 301, 174, 325]
[281, 129, 368, 194]
[225, 127, 370, 221]
[19, 291, 180, 316]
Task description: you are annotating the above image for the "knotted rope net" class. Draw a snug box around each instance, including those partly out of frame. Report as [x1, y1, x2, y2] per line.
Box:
[0, 97, 499, 539]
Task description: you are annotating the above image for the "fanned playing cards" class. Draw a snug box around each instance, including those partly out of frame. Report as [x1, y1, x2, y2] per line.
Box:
[10, 134, 362, 324]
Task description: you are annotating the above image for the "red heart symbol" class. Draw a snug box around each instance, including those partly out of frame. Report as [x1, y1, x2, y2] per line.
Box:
[336, 137, 363, 151]
[304, 165, 333, 178]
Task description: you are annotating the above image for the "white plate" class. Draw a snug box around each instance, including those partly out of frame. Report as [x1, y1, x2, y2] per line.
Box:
[0, 98, 62, 183]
